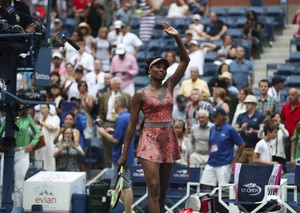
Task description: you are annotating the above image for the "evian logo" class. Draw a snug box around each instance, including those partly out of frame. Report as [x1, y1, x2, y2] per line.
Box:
[241, 183, 262, 196]
[35, 190, 56, 204]
[35, 72, 50, 80]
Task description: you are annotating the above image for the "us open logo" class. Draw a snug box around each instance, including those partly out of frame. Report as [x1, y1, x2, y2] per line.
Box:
[241, 183, 262, 196]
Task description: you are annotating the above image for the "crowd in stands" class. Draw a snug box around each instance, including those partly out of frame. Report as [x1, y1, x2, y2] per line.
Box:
[0, 0, 300, 206]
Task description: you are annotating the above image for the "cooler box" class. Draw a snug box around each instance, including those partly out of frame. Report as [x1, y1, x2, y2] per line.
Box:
[23, 171, 86, 213]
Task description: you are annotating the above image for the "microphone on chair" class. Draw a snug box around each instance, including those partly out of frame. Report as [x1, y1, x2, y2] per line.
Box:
[61, 34, 80, 51]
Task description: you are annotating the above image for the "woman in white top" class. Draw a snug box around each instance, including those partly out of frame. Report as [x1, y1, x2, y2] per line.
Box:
[258, 113, 289, 169]
[254, 120, 279, 165]
[232, 87, 252, 125]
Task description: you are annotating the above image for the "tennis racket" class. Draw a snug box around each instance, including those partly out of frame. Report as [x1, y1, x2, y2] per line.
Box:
[111, 165, 124, 209]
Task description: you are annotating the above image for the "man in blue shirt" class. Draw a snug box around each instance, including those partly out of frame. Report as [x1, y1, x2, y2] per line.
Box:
[234, 95, 265, 164]
[98, 96, 135, 213]
[200, 108, 245, 190]
[229, 46, 254, 89]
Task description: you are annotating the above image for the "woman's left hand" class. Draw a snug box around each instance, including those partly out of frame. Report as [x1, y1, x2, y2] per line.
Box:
[162, 22, 179, 36]
[25, 144, 33, 153]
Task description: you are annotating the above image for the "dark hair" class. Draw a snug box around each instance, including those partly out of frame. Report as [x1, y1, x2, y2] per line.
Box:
[247, 10, 257, 20]
[78, 80, 88, 91]
[145, 56, 165, 75]
[62, 127, 75, 141]
[259, 79, 270, 87]
[240, 87, 253, 96]
[263, 120, 278, 135]
[64, 112, 76, 125]
[218, 63, 231, 75]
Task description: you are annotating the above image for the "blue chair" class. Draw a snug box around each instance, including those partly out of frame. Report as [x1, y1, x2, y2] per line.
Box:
[227, 28, 244, 38]
[204, 51, 217, 62]
[227, 7, 247, 17]
[285, 75, 300, 88]
[211, 8, 228, 16]
[282, 165, 300, 213]
[219, 163, 283, 213]
[288, 52, 300, 63]
[203, 63, 219, 77]
[247, 7, 266, 16]
[266, 6, 285, 29]
[276, 64, 299, 76]
[290, 39, 300, 53]
[134, 76, 150, 91]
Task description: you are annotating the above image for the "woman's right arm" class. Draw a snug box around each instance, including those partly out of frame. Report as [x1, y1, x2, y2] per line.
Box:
[117, 91, 143, 166]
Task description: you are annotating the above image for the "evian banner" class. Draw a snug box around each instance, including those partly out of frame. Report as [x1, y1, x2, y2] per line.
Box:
[23, 171, 86, 212]
[34, 46, 51, 87]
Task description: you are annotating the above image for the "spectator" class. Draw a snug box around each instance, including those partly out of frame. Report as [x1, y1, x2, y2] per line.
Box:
[110, 43, 139, 97]
[163, 51, 179, 84]
[78, 81, 94, 139]
[108, 20, 122, 50]
[201, 12, 228, 40]
[291, 120, 300, 167]
[292, 9, 300, 50]
[213, 87, 230, 116]
[70, 40, 95, 73]
[99, 77, 132, 167]
[54, 127, 85, 171]
[219, 71, 239, 95]
[268, 76, 285, 102]
[94, 26, 111, 72]
[243, 10, 262, 52]
[35, 105, 61, 171]
[184, 40, 216, 79]
[229, 46, 254, 89]
[183, 30, 194, 50]
[115, 2, 132, 26]
[173, 94, 189, 122]
[49, 83, 64, 114]
[189, 109, 213, 167]
[234, 95, 265, 164]
[86, 1, 105, 37]
[118, 24, 143, 56]
[253, 121, 279, 165]
[76, 22, 95, 55]
[0, 110, 40, 207]
[232, 87, 252, 125]
[63, 65, 84, 99]
[98, 96, 135, 213]
[72, 0, 90, 22]
[200, 108, 245, 190]
[99, 0, 119, 26]
[256, 79, 280, 118]
[136, 0, 156, 42]
[51, 51, 66, 77]
[189, 0, 207, 16]
[64, 30, 83, 62]
[174, 120, 192, 166]
[85, 59, 105, 101]
[186, 88, 214, 132]
[282, 88, 300, 161]
[180, 66, 210, 98]
[167, 0, 189, 18]
[258, 113, 289, 169]
[188, 14, 205, 40]
[97, 72, 112, 100]
[215, 35, 236, 64]
[51, 18, 68, 40]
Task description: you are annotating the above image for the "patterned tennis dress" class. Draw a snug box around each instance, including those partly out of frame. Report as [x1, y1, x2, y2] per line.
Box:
[137, 86, 181, 163]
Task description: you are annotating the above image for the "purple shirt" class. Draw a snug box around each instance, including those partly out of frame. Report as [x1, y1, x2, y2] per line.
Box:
[110, 54, 139, 88]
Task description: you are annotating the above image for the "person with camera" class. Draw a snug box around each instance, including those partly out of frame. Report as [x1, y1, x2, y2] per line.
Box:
[54, 127, 85, 171]
[0, 0, 35, 93]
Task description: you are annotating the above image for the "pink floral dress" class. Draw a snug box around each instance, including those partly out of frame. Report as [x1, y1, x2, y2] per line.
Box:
[136, 86, 181, 163]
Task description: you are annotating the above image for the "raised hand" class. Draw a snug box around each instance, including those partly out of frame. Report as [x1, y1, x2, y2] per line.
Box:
[162, 22, 179, 37]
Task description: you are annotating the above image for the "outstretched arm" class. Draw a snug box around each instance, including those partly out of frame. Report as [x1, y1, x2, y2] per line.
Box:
[163, 22, 190, 92]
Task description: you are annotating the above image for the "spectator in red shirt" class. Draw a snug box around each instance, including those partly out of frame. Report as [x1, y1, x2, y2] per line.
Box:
[281, 88, 300, 161]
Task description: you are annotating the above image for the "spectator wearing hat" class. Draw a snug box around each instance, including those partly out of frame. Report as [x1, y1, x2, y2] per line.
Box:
[189, 109, 213, 167]
[189, 0, 207, 16]
[220, 71, 239, 95]
[108, 20, 123, 49]
[117, 24, 143, 56]
[256, 79, 280, 118]
[268, 76, 285, 102]
[200, 107, 245, 190]
[184, 40, 216, 79]
[167, 0, 189, 18]
[201, 12, 228, 40]
[51, 51, 66, 77]
[69, 40, 95, 73]
[77, 22, 95, 55]
[180, 66, 210, 98]
[173, 94, 189, 122]
[110, 43, 139, 97]
[51, 18, 68, 40]
[183, 30, 194, 50]
[188, 14, 205, 40]
[234, 95, 265, 164]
